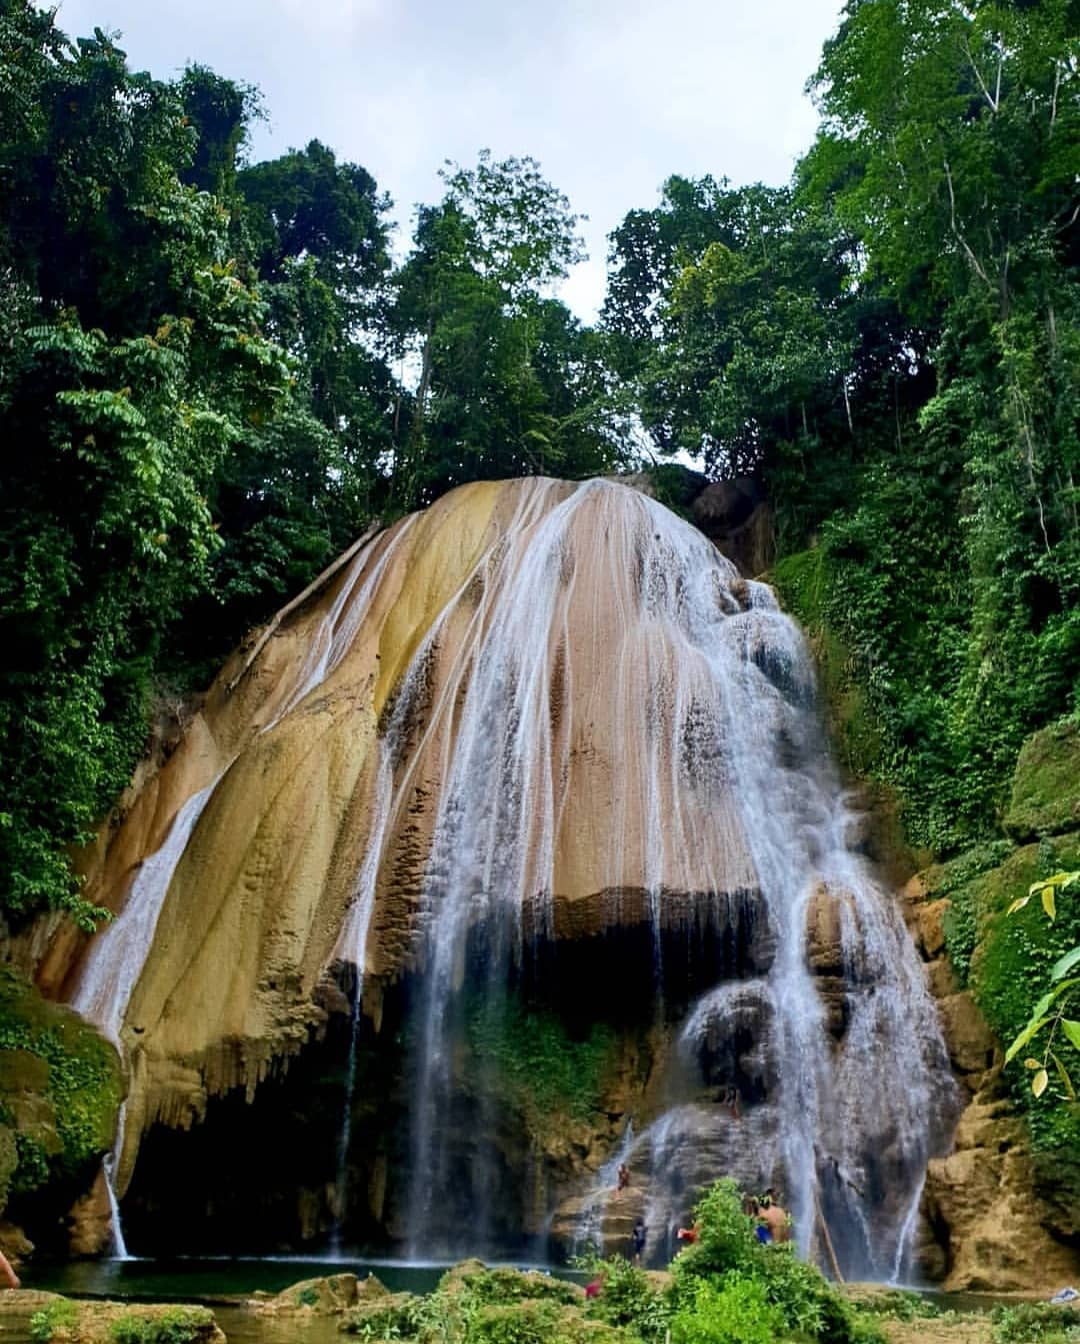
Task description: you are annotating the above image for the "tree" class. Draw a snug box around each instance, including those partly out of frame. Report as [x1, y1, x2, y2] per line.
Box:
[389, 151, 622, 506]
[0, 5, 292, 924]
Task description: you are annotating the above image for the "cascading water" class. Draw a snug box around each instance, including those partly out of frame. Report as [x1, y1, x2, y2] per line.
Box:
[72, 779, 222, 1256]
[61, 476, 959, 1274]
[355, 479, 959, 1273]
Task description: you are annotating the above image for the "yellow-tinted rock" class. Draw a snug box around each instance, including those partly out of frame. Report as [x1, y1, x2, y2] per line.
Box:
[46, 479, 764, 1194]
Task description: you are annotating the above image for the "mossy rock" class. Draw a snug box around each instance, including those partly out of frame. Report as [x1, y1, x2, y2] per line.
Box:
[0, 1049, 50, 1094]
[28, 1299, 221, 1343]
[437, 1262, 581, 1305]
[0, 970, 123, 1212]
[1004, 718, 1080, 841]
[254, 1272, 369, 1315]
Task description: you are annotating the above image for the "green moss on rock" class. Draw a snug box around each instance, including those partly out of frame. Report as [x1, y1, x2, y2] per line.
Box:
[29, 1299, 219, 1344]
[465, 997, 617, 1142]
[0, 970, 123, 1212]
[772, 548, 883, 781]
[1004, 717, 1080, 841]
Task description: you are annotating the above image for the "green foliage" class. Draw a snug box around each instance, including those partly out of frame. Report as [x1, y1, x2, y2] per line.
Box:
[578, 1257, 672, 1342]
[0, 970, 122, 1204]
[109, 1307, 216, 1344]
[465, 996, 617, 1138]
[343, 1267, 640, 1344]
[671, 1180, 875, 1344]
[991, 1301, 1080, 1344]
[295, 1286, 320, 1307]
[670, 1274, 785, 1344]
[448, 1268, 580, 1308]
[29, 1299, 78, 1343]
[852, 1290, 941, 1322]
[469, 1302, 563, 1344]
[967, 844, 1080, 1159]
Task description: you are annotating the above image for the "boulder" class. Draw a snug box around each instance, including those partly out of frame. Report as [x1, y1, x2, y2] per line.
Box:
[936, 993, 997, 1078]
[1004, 718, 1080, 841]
[253, 1272, 362, 1316]
[924, 1085, 1078, 1292]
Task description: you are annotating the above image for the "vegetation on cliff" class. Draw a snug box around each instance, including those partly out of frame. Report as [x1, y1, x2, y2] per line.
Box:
[0, 971, 122, 1229]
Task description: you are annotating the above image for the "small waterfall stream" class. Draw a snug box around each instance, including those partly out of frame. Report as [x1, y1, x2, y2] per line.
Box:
[72, 779, 223, 1256]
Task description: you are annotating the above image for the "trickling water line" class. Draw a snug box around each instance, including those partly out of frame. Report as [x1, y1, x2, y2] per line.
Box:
[327, 632, 439, 1250]
[72, 779, 223, 1257]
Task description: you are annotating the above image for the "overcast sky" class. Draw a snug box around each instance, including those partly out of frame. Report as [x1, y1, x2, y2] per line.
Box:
[49, 0, 844, 319]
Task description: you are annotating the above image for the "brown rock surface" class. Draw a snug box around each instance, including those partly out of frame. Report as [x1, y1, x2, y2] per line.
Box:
[66, 1170, 112, 1257]
[40, 478, 764, 1195]
[937, 993, 998, 1079]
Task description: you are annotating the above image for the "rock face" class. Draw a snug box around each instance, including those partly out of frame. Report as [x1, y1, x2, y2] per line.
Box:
[902, 820, 1080, 1292]
[38, 476, 955, 1277]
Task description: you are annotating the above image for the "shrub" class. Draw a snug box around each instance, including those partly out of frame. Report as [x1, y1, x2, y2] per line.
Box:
[470, 1301, 562, 1344]
[581, 1256, 672, 1341]
[670, 1274, 785, 1344]
[29, 1300, 77, 1343]
[991, 1301, 1080, 1344]
[109, 1307, 216, 1344]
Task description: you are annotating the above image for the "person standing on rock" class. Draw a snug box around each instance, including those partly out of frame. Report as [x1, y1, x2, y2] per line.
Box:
[616, 1163, 630, 1196]
[632, 1217, 646, 1266]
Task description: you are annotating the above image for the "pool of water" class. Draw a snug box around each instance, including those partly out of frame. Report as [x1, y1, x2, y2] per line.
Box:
[23, 1254, 462, 1301]
[3, 1254, 589, 1343]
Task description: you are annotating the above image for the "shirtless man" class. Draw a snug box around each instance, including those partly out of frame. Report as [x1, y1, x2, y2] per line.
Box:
[760, 1196, 790, 1244]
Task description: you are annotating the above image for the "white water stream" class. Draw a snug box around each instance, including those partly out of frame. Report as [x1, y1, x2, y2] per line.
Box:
[382, 480, 957, 1274]
[65, 479, 957, 1275]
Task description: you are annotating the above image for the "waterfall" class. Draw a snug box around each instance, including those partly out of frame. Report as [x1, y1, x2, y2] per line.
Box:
[369, 479, 958, 1272]
[62, 477, 957, 1274]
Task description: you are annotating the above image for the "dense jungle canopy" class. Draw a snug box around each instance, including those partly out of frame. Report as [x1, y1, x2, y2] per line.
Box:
[0, 0, 1077, 935]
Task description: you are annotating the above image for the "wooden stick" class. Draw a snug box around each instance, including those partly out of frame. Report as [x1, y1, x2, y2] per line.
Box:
[814, 1189, 844, 1283]
[225, 521, 383, 694]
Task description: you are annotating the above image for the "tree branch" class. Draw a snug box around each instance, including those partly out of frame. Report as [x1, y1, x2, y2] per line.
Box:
[943, 161, 993, 287]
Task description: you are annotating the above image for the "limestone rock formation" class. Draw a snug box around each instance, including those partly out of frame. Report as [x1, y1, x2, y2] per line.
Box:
[36, 476, 956, 1280]
[902, 850, 1080, 1292]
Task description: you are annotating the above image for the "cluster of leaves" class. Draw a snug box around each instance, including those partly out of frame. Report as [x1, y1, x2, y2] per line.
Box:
[29, 1299, 78, 1343]
[991, 1301, 1080, 1344]
[0, 2, 632, 927]
[1005, 873, 1080, 1102]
